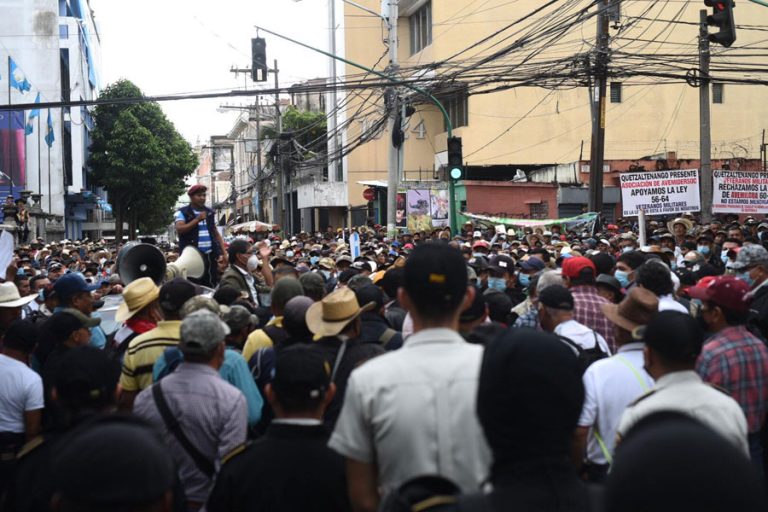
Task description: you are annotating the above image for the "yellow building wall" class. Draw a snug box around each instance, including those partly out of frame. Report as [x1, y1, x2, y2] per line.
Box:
[343, 0, 768, 207]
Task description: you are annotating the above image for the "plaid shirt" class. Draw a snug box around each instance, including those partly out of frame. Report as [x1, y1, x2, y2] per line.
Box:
[513, 308, 540, 329]
[696, 325, 768, 433]
[571, 286, 616, 352]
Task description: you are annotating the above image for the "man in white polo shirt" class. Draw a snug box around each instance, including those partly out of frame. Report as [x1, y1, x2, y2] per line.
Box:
[329, 243, 490, 512]
[572, 287, 658, 482]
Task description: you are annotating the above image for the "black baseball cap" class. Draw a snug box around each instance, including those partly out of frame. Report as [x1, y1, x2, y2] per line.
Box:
[158, 278, 197, 312]
[47, 310, 100, 345]
[404, 243, 468, 313]
[272, 345, 331, 404]
[538, 284, 575, 311]
[53, 346, 120, 408]
[641, 310, 704, 364]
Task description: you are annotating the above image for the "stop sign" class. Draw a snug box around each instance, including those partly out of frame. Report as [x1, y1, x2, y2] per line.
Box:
[363, 188, 376, 201]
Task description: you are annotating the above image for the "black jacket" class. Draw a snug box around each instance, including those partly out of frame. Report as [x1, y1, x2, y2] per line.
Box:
[358, 312, 403, 350]
[749, 283, 768, 342]
[206, 423, 351, 512]
[218, 266, 254, 303]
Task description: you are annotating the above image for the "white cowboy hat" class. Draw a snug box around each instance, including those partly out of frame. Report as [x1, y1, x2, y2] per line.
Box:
[306, 288, 375, 338]
[0, 282, 37, 308]
[116, 277, 160, 323]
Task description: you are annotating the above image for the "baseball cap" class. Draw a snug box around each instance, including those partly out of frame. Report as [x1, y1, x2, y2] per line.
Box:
[687, 275, 752, 313]
[53, 273, 99, 300]
[561, 256, 596, 279]
[518, 257, 545, 272]
[53, 346, 120, 408]
[641, 310, 704, 364]
[404, 243, 468, 313]
[537, 284, 574, 310]
[730, 244, 768, 271]
[272, 344, 331, 404]
[47, 310, 99, 345]
[179, 310, 230, 356]
[488, 255, 515, 275]
[158, 278, 198, 313]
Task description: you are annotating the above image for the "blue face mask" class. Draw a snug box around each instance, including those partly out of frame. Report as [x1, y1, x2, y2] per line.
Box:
[721, 251, 729, 263]
[37, 288, 45, 302]
[738, 271, 755, 288]
[487, 277, 506, 291]
[614, 269, 631, 288]
[310, 256, 320, 265]
[518, 273, 531, 288]
[697, 245, 710, 256]
[622, 246, 633, 253]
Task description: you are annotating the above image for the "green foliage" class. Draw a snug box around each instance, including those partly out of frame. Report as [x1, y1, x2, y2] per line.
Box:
[260, 106, 327, 165]
[89, 79, 197, 237]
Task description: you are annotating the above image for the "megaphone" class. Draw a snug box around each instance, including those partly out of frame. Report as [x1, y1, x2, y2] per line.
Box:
[116, 242, 167, 285]
[166, 245, 205, 281]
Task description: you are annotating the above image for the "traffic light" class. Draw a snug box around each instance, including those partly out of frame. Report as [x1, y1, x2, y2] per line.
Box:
[251, 37, 268, 82]
[447, 136, 463, 181]
[705, 0, 736, 48]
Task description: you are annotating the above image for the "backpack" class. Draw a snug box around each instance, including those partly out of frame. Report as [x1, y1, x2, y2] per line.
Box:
[155, 347, 185, 381]
[556, 332, 608, 374]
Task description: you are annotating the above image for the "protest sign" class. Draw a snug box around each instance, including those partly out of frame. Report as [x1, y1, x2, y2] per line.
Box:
[619, 169, 700, 217]
[712, 170, 768, 214]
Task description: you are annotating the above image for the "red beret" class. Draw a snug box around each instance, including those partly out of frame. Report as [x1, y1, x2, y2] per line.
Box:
[187, 184, 207, 196]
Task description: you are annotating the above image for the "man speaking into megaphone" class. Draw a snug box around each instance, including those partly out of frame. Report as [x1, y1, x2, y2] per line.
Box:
[174, 184, 228, 288]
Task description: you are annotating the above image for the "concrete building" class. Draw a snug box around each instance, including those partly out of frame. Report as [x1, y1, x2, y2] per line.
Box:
[339, 0, 768, 223]
[0, 0, 104, 240]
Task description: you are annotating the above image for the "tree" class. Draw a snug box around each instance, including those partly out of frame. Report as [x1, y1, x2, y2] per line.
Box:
[260, 106, 327, 167]
[89, 80, 197, 240]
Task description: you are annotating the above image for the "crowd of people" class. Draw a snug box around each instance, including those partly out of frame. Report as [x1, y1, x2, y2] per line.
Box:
[1, 183, 768, 512]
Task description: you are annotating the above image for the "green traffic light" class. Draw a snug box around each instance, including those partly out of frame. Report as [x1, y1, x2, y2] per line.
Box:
[450, 167, 462, 180]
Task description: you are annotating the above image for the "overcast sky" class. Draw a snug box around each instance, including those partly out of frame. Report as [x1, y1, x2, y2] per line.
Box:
[90, 0, 331, 145]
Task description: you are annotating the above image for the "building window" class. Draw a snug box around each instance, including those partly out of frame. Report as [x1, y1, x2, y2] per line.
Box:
[59, 24, 69, 39]
[409, 1, 432, 55]
[713, 83, 724, 104]
[441, 89, 468, 132]
[530, 201, 548, 219]
[610, 82, 622, 103]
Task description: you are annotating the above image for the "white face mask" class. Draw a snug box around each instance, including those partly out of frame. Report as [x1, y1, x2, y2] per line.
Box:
[247, 255, 260, 273]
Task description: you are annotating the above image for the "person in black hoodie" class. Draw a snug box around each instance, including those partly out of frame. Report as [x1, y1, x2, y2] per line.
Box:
[207, 345, 351, 512]
[353, 285, 403, 350]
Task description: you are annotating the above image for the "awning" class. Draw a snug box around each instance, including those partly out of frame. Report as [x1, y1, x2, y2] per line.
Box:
[227, 220, 274, 234]
[357, 180, 388, 188]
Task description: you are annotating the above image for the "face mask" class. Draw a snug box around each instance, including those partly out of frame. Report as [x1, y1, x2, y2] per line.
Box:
[285, 250, 295, 259]
[518, 273, 531, 288]
[310, 256, 320, 266]
[697, 245, 710, 256]
[472, 252, 484, 259]
[622, 246, 633, 254]
[614, 269, 630, 288]
[37, 289, 45, 302]
[321, 270, 331, 280]
[488, 277, 506, 291]
[247, 255, 260, 273]
[721, 251, 730, 263]
[738, 271, 755, 288]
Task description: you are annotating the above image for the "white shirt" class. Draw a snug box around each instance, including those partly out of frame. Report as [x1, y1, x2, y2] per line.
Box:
[658, 294, 689, 314]
[555, 319, 612, 355]
[329, 328, 491, 494]
[617, 370, 749, 456]
[0, 354, 44, 433]
[578, 343, 654, 464]
[235, 266, 259, 305]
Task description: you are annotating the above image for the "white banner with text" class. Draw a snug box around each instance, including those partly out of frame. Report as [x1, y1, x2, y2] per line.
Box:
[712, 170, 768, 214]
[619, 169, 700, 217]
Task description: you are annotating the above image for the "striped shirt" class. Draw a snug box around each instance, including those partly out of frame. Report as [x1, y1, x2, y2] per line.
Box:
[133, 363, 248, 503]
[120, 321, 181, 391]
[174, 208, 212, 253]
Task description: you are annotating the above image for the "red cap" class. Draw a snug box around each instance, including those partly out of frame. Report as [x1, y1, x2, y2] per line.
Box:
[561, 256, 596, 279]
[187, 184, 207, 196]
[687, 275, 751, 313]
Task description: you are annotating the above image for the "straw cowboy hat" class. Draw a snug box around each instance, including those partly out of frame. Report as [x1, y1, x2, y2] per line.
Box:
[116, 277, 160, 323]
[306, 288, 375, 338]
[667, 217, 693, 234]
[0, 282, 36, 308]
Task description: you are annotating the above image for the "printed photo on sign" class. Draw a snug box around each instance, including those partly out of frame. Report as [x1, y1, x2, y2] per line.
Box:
[407, 189, 432, 232]
[396, 193, 407, 228]
[619, 169, 700, 217]
[712, 170, 768, 214]
[430, 190, 449, 228]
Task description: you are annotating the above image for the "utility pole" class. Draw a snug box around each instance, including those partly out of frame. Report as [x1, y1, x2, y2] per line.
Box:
[386, 0, 400, 239]
[699, 9, 713, 223]
[588, 0, 609, 215]
[255, 96, 265, 221]
[328, 0, 341, 182]
[270, 60, 283, 231]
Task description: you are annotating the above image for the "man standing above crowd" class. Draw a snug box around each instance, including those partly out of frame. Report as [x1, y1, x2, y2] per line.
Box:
[329, 243, 490, 512]
[175, 184, 227, 288]
[689, 276, 768, 471]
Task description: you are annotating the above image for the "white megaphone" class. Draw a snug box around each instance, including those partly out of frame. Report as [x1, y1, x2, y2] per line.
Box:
[165, 246, 205, 281]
